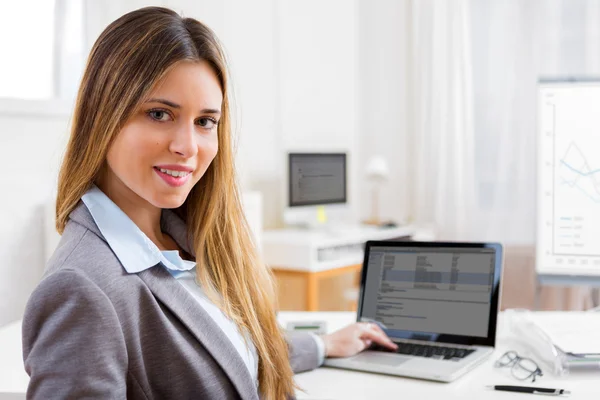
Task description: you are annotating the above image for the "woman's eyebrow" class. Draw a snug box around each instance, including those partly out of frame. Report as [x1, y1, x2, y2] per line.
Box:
[145, 97, 221, 114]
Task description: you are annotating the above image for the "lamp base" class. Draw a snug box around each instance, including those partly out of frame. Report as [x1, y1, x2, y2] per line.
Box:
[362, 218, 381, 226]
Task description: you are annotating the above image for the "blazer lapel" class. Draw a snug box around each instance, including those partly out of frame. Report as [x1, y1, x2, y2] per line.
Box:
[138, 266, 258, 400]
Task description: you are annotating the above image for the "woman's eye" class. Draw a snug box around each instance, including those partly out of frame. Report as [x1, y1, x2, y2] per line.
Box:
[147, 110, 172, 122]
[196, 117, 218, 129]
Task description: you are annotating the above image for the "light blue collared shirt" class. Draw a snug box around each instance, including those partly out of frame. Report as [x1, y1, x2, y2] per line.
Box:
[81, 185, 325, 379]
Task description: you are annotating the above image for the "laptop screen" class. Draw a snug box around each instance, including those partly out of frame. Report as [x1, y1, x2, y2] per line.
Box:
[358, 242, 502, 345]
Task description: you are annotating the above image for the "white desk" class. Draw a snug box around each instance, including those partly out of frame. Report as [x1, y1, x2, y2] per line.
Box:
[2, 312, 599, 399]
[279, 312, 600, 400]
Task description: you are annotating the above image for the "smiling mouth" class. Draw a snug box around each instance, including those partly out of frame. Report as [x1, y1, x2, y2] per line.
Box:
[153, 166, 192, 178]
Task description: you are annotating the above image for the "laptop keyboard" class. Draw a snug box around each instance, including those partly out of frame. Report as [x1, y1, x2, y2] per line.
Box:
[375, 342, 475, 361]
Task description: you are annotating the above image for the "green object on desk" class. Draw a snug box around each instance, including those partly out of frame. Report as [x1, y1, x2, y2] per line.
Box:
[286, 320, 327, 335]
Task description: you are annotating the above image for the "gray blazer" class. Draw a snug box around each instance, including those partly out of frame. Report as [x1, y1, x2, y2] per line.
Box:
[22, 202, 319, 399]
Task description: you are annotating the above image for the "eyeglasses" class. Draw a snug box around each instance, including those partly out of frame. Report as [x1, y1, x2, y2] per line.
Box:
[494, 351, 543, 382]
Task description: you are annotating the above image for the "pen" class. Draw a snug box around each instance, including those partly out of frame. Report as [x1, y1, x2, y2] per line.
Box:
[486, 385, 571, 396]
[568, 352, 600, 358]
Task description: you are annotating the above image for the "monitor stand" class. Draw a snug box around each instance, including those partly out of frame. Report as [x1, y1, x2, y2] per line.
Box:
[283, 204, 359, 233]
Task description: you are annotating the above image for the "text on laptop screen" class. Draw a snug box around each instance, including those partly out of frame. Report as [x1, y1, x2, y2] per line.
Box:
[360, 246, 496, 338]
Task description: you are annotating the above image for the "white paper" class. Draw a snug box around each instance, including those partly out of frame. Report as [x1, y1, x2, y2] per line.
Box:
[528, 312, 600, 354]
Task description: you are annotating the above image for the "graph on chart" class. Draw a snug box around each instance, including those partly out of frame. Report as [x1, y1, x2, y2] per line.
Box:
[538, 81, 600, 275]
[558, 143, 600, 205]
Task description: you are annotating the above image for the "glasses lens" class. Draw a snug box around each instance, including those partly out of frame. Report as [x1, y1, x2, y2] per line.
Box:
[512, 358, 539, 380]
[496, 351, 518, 367]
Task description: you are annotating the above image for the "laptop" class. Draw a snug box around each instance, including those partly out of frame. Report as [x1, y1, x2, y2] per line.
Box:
[324, 240, 503, 382]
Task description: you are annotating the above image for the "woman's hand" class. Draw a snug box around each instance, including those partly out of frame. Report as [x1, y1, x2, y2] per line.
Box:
[321, 322, 398, 358]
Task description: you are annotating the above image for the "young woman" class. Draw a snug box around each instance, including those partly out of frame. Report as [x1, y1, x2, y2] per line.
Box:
[22, 6, 396, 399]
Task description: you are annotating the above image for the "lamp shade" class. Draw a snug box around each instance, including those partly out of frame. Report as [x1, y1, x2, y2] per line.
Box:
[365, 155, 389, 181]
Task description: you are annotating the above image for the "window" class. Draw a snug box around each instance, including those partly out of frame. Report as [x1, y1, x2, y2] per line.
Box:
[0, 0, 85, 101]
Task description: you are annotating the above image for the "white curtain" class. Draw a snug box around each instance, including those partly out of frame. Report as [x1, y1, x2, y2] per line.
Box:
[405, 0, 600, 309]
[407, 0, 476, 241]
[469, 0, 600, 310]
[409, 0, 600, 245]
[469, 0, 600, 245]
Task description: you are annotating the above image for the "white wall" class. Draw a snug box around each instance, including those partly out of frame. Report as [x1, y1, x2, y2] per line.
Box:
[216, 0, 359, 228]
[356, 0, 411, 226]
[220, 0, 283, 228]
[0, 100, 70, 326]
[274, 0, 359, 225]
[0, 0, 360, 326]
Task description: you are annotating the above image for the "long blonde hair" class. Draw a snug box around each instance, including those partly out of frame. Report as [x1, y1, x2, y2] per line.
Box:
[56, 6, 295, 398]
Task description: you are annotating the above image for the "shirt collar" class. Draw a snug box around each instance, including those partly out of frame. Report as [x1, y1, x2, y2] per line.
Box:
[81, 185, 195, 274]
[162, 249, 197, 279]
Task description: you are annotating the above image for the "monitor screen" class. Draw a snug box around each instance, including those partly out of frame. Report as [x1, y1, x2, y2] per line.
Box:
[359, 243, 501, 345]
[288, 153, 347, 207]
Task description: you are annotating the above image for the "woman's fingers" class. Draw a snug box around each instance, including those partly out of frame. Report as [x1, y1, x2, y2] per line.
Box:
[368, 322, 388, 336]
[362, 339, 372, 350]
[360, 323, 398, 350]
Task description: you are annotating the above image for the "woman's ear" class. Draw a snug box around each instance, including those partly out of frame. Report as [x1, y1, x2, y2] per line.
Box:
[94, 160, 110, 188]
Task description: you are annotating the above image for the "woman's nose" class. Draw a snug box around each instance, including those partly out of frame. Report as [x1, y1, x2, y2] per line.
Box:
[169, 121, 198, 157]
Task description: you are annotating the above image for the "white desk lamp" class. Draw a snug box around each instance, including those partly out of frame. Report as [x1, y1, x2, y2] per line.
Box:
[365, 155, 389, 225]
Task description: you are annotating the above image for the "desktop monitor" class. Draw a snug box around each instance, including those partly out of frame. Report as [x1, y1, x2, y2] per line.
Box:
[284, 152, 350, 228]
[288, 153, 347, 207]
